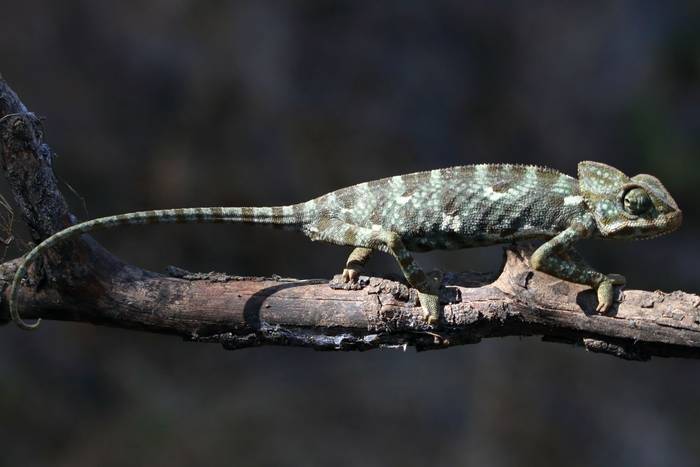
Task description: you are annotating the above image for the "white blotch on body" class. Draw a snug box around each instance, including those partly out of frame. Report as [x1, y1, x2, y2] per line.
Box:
[256, 207, 273, 217]
[484, 186, 506, 201]
[440, 213, 462, 231]
[563, 195, 583, 206]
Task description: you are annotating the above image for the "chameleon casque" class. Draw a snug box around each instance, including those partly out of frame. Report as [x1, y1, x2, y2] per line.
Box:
[10, 161, 682, 330]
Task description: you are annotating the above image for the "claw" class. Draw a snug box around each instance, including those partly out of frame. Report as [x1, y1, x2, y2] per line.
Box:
[341, 267, 361, 283]
[595, 274, 626, 313]
[417, 271, 444, 325]
[418, 290, 441, 325]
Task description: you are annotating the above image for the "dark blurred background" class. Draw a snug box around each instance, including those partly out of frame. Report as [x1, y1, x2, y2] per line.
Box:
[1, 1, 699, 466]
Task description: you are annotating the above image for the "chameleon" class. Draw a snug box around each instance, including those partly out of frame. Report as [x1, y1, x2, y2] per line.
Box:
[9, 161, 682, 330]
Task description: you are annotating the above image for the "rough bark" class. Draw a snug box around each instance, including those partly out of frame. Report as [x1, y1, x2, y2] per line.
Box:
[1, 76, 698, 360]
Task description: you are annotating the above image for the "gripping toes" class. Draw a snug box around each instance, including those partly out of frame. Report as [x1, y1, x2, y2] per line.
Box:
[595, 274, 626, 313]
[418, 291, 441, 324]
[341, 247, 372, 283]
[417, 271, 443, 325]
[341, 266, 361, 283]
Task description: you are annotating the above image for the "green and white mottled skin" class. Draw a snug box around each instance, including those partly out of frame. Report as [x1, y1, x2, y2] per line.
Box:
[10, 161, 682, 330]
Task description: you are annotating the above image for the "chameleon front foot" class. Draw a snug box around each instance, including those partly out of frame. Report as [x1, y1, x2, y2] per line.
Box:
[417, 291, 441, 325]
[417, 271, 444, 325]
[341, 267, 361, 283]
[595, 274, 626, 313]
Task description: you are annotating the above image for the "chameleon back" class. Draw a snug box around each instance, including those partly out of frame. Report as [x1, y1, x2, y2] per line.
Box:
[313, 164, 586, 251]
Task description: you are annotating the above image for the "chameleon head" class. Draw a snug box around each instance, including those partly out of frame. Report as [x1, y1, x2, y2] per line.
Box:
[578, 161, 682, 239]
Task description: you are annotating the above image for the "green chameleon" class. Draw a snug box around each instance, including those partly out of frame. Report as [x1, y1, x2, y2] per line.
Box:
[9, 161, 682, 330]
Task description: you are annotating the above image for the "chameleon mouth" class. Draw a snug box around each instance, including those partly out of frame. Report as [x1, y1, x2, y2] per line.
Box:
[663, 210, 683, 234]
[636, 210, 683, 240]
[671, 210, 683, 229]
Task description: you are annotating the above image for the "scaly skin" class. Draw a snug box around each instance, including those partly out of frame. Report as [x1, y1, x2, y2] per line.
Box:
[10, 161, 682, 329]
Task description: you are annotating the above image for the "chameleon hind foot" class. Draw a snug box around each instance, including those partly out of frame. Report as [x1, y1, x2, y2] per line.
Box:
[595, 274, 626, 313]
[417, 271, 443, 325]
[341, 247, 372, 283]
[341, 266, 362, 283]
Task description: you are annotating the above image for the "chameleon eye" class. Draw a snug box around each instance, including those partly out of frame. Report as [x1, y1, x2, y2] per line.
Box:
[623, 187, 652, 215]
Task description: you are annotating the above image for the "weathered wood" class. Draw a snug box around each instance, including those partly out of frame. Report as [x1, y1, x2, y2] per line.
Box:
[1, 75, 698, 360]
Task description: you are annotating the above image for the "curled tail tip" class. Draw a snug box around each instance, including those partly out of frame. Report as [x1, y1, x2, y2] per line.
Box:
[10, 297, 42, 330]
[14, 317, 41, 330]
[10, 262, 41, 330]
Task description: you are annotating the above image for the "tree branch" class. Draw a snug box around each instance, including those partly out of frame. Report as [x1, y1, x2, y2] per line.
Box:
[1, 76, 699, 360]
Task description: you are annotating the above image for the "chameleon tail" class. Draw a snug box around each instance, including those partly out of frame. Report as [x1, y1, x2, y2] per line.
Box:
[9, 204, 310, 330]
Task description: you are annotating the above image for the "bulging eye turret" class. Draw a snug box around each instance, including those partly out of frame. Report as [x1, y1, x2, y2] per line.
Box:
[623, 187, 652, 215]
